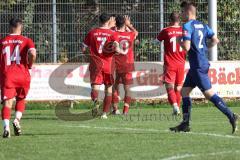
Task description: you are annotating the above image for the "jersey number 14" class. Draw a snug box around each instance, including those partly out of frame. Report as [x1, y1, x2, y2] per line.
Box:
[3, 45, 21, 65]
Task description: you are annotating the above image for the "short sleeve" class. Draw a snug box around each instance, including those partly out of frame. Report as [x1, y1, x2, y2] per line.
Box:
[83, 31, 91, 47]
[206, 25, 215, 39]
[182, 22, 193, 41]
[27, 38, 36, 52]
[157, 30, 165, 41]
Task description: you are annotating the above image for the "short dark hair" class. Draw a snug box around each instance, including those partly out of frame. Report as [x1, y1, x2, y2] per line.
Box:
[99, 13, 110, 24]
[180, 1, 189, 8]
[9, 18, 22, 28]
[111, 14, 116, 18]
[169, 12, 180, 23]
[116, 15, 125, 28]
[182, 1, 197, 9]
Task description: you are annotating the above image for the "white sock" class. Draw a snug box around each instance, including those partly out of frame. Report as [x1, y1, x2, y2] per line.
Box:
[3, 119, 10, 130]
[173, 103, 179, 108]
[15, 111, 22, 122]
[173, 103, 180, 112]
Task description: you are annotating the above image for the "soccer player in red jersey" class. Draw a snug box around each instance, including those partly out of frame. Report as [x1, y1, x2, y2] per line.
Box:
[82, 13, 124, 119]
[112, 15, 138, 115]
[0, 18, 37, 138]
[156, 12, 186, 115]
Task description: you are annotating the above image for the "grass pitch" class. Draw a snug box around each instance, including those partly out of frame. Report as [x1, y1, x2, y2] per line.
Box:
[0, 100, 240, 160]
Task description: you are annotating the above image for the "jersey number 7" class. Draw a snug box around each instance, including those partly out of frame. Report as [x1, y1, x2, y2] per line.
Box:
[3, 45, 21, 65]
[97, 37, 107, 54]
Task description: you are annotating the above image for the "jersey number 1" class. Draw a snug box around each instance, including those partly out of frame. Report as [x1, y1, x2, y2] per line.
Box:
[170, 37, 183, 53]
[3, 45, 21, 65]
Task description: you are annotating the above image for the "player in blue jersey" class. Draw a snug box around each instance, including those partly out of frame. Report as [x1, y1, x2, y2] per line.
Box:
[170, 2, 238, 133]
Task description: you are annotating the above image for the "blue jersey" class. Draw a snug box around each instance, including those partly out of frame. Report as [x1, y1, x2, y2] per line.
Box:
[183, 20, 215, 69]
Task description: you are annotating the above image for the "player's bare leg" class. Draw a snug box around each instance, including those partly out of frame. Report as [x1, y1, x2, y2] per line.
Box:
[203, 88, 238, 134]
[122, 84, 131, 115]
[175, 85, 183, 109]
[170, 87, 193, 132]
[12, 98, 25, 136]
[91, 84, 101, 117]
[165, 83, 180, 115]
[101, 85, 113, 119]
[112, 83, 121, 115]
[2, 99, 14, 138]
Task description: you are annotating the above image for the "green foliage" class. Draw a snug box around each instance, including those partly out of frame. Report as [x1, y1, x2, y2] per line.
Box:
[0, 0, 239, 62]
[217, 0, 240, 60]
[22, 1, 34, 32]
[135, 38, 160, 61]
[0, 0, 17, 11]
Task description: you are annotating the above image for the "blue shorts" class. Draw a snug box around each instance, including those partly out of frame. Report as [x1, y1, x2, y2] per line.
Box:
[183, 67, 212, 92]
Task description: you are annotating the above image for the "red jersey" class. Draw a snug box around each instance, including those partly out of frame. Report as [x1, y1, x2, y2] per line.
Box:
[0, 34, 35, 74]
[114, 31, 136, 73]
[157, 26, 186, 68]
[83, 28, 119, 74]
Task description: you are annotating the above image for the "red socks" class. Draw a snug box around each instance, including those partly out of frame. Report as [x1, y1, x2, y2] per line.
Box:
[166, 88, 177, 105]
[1, 106, 11, 120]
[123, 105, 129, 114]
[112, 90, 119, 104]
[15, 99, 26, 113]
[91, 90, 99, 102]
[103, 96, 112, 113]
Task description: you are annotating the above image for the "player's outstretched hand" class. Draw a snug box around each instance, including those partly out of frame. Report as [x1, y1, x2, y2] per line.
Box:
[109, 16, 116, 28]
[124, 15, 131, 26]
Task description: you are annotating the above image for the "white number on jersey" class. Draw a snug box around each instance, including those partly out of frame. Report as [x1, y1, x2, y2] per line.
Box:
[97, 37, 107, 54]
[198, 30, 204, 48]
[170, 37, 183, 53]
[119, 40, 129, 55]
[2, 45, 21, 65]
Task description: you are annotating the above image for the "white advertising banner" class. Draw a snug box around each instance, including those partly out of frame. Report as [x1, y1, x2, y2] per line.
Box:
[27, 61, 240, 101]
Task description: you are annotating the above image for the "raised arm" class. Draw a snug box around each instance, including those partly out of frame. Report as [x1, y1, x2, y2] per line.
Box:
[124, 15, 138, 38]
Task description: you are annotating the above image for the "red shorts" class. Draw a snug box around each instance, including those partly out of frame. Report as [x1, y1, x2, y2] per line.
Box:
[164, 66, 185, 86]
[90, 71, 114, 85]
[1, 68, 30, 101]
[115, 72, 133, 85]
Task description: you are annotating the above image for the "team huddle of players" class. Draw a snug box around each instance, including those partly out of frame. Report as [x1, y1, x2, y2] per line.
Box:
[82, 14, 138, 119]
[0, 1, 238, 138]
[82, 12, 186, 119]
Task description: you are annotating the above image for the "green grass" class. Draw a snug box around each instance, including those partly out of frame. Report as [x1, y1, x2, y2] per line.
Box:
[1, 101, 240, 160]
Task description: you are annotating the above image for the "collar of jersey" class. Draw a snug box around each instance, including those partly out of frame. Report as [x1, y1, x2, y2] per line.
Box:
[9, 34, 20, 35]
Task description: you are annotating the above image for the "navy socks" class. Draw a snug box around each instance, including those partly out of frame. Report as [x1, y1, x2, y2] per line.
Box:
[210, 94, 234, 121]
[182, 97, 192, 125]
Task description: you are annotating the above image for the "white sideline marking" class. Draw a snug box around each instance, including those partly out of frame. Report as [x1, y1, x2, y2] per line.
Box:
[160, 150, 240, 160]
[63, 124, 240, 139]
